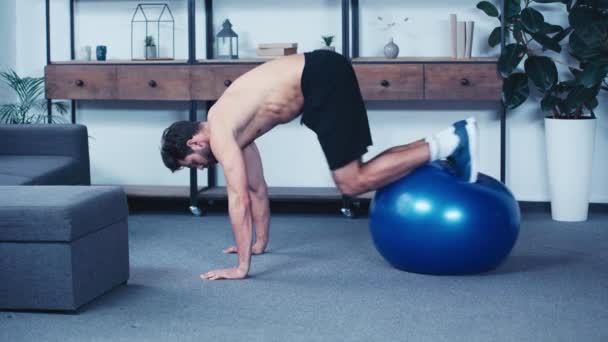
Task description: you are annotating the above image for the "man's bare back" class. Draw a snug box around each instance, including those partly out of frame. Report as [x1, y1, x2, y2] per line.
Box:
[207, 54, 306, 149]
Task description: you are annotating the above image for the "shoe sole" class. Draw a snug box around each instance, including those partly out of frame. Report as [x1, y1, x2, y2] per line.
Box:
[464, 117, 479, 183]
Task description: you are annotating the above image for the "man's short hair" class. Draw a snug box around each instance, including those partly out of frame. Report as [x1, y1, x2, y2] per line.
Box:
[160, 121, 201, 172]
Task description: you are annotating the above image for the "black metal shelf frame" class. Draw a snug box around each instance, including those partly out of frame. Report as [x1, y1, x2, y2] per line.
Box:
[45, 0, 507, 216]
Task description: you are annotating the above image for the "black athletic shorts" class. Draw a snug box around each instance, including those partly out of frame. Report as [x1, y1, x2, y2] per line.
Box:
[300, 50, 373, 170]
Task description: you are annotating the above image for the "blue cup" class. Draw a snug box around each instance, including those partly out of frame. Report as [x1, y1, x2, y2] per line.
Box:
[96, 45, 107, 61]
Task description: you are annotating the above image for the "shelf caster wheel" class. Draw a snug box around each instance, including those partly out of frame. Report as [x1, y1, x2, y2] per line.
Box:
[340, 198, 361, 219]
[189, 206, 203, 216]
[340, 206, 356, 218]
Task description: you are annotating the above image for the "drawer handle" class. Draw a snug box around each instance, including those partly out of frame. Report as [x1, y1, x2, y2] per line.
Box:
[380, 80, 390, 87]
[149, 80, 158, 88]
[75, 79, 84, 87]
[224, 80, 232, 87]
[460, 78, 470, 86]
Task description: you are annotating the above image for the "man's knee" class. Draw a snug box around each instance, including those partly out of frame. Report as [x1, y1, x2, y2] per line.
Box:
[334, 172, 368, 197]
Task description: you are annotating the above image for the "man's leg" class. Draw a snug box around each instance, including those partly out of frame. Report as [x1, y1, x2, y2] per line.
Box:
[332, 118, 479, 197]
[332, 140, 429, 196]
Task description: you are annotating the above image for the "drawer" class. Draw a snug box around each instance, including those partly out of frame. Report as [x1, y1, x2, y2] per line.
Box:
[116, 66, 191, 100]
[191, 65, 257, 100]
[424, 64, 501, 100]
[45, 65, 117, 100]
[353, 64, 424, 100]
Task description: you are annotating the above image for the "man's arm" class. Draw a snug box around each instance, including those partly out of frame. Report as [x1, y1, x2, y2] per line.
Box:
[224, 142, 270, 255]
[201, 136, 253, 280]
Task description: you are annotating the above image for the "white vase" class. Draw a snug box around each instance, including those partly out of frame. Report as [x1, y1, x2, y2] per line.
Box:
[319, 46, 335, 52]
[544, 117, 597, 221]
[383, 37, 399, 59]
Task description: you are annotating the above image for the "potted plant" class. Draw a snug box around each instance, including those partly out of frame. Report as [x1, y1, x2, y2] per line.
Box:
[0, 69, 67, 124]
[320, 35, 335, 52]
[145, 35, 157, 59]
[477, 0, 607, 221]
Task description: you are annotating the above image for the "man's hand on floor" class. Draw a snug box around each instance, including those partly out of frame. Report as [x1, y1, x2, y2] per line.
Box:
[201, 267, 247, 280]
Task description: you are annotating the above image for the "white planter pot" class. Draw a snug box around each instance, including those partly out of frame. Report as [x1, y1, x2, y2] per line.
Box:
[146, 46, 157, 59]
[545, 117, 597, 221]
[319, 46, 335, 52]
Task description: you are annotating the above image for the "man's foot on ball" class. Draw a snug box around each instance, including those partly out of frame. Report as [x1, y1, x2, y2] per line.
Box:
[447, 117, 479, 183]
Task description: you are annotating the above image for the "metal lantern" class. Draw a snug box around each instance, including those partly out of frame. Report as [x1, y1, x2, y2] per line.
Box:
[216, 19, 239, 59]
[131, 3, 175, 61]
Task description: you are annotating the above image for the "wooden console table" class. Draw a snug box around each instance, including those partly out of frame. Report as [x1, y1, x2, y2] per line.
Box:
[44, 0, 505, 217]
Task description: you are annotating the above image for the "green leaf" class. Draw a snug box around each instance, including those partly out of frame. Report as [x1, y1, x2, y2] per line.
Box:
[528, 31, 562, 52]
[568, 6, 596, 29]
[553, 26, 573, 42]
[488, 27, 502, 47]
[541, 94, 561, 114]
[540, 22, 563, 34]
[525, 56, 558, 91]
[580, 63, 608, 88]
[521, 7, 545, 33]
[506, 0, 522, 19]
[512, 22, 526, 44]
[477, 1, 500, 17]
[498, 43, 527, 77]
[584, 98, 599, 110]
[503, 73, 530, 109]
[569, 22, 608, 61]
[565, 86, 596, 109]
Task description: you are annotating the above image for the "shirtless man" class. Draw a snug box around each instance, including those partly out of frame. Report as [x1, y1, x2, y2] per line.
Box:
[160, 50, 479, 280]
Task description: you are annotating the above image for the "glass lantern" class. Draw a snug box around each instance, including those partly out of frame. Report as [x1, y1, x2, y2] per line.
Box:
[131, 3, 175, 61]
[216, 19, 239, 60]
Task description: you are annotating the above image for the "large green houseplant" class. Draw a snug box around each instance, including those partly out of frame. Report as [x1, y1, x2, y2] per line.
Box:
[0, 69, 67, 124]
[477, 0, 607, 221]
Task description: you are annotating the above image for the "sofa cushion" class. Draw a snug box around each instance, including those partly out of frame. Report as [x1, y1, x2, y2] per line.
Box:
[0, 155, 80, 185]
[0, 186, 128, 242]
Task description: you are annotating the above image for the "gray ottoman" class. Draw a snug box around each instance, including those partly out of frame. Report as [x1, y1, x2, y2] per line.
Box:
[0, 186, 129, 312]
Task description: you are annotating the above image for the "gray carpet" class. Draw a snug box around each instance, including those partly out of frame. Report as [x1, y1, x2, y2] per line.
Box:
[2, 208, 607, 342]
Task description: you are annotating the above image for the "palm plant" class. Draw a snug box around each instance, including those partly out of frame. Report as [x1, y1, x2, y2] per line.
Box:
[0, 69, 67, 124]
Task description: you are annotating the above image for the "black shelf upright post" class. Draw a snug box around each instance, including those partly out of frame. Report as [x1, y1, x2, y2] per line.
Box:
[188, 0, 202, 216]
[351, 0, 359, 58]
[70, 0, 76, 124]
[340, 0, 358, 218]
[500, 0, 506, 183]
[205, 0, 217, 190]
[45, 0, 52, 123]
[341, 0, 350, 59]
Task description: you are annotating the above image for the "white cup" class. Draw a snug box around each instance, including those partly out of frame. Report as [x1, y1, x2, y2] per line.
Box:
[79, 45, 92, 61]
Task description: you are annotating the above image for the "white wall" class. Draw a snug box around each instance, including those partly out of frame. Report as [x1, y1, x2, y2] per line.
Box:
[0, 0, 17, 102]
[14, 0, 607, 202]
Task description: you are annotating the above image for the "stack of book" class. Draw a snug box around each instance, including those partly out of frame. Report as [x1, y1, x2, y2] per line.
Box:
[449, 14, 474, 59]
[256, 43, 298, 58]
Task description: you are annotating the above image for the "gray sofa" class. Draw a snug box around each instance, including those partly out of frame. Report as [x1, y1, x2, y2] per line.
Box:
[0, 124, 129, 312]
[0, 124, 90, 185]
[0, 186, 130, 311]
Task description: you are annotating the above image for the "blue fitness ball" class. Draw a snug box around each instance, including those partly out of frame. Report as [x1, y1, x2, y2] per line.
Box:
[369, 161, 520, 275]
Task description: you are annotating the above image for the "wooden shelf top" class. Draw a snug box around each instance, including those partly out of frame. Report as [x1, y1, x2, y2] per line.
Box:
[197, 58, 270, 64]
[352, 57, 498, 63]
[51, 59, 189, 65]
[49, 57, 497, 66]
